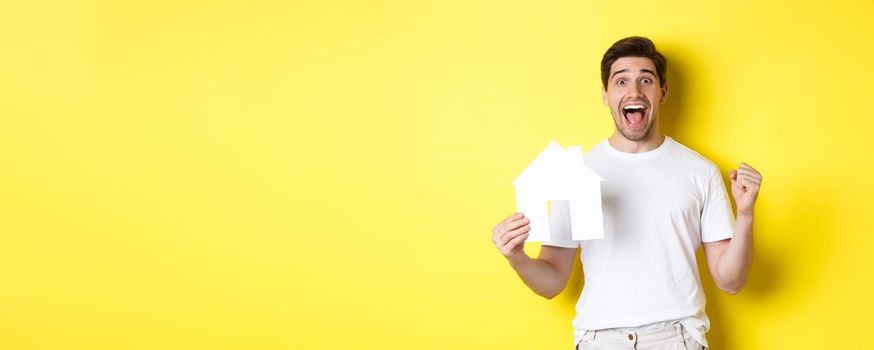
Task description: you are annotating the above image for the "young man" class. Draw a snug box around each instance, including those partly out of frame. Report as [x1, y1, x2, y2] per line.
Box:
[491, 37, 762, 350]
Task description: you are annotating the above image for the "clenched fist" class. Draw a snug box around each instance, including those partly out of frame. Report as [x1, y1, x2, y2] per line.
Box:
[730, 162, 762, 216]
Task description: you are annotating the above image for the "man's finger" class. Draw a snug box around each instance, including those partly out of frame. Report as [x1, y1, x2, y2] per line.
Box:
[738, 173, 762, 184]
[496, 212, 523, 229]
[502, 232, 529, 254]
[736, 168, 762, 179]
[508, 212, 524, 221]
[743, 176, 762, 185]
[740, 177, 761, 191]
[499, 213, 526, 230]
[501, 217, 530, 237]
[494, 216, 522, 238]
[499, 225, 530, 246]
[500, 223, 530, 242]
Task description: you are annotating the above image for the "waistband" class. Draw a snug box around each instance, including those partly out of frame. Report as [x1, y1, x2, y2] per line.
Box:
[580, 320, 684, 344]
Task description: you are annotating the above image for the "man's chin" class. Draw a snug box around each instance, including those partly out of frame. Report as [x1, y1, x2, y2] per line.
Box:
[612, 117, 654, 142]
[619, 126, 651, 142]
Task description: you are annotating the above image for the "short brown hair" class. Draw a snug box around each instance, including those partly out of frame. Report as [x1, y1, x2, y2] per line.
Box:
[600, 36, 667, 89]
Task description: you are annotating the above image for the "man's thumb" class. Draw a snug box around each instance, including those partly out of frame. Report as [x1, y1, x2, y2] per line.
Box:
[730, 170, 737, 182]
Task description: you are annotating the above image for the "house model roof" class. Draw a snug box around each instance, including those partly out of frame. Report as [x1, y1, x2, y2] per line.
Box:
[512, 140, 603, 188]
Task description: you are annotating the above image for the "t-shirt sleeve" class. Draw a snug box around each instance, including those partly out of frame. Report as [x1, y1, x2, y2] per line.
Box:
[539, 200, 579, 249]
[701, 166, 736, 242]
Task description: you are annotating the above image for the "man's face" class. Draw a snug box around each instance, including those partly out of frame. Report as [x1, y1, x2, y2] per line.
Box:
[602, 57, 668, 142]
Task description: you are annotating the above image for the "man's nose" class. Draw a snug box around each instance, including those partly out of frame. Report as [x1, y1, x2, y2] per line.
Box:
[629, 82, 645, 97]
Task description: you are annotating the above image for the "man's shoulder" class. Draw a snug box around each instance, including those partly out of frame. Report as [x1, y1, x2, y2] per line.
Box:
[666, 137, 720, 173]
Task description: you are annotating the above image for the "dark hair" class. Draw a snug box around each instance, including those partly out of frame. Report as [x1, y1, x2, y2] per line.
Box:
[600, 36, 667, 89]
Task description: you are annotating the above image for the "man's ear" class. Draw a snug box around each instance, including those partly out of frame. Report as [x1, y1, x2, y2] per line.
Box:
[660, 82, 669, 104]
[602, 86, 608, 106]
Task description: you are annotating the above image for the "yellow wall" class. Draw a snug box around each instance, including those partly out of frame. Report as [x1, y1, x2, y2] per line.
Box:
[2, 1, 873, 349]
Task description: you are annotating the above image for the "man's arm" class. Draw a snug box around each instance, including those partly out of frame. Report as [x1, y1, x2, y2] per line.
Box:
[703, 162, 762, 295]
[492, 212, 578, 299]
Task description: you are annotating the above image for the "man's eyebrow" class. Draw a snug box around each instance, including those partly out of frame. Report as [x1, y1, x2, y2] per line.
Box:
[640, 68, 656, 76]
[610, 68, 656, 80]
[610, 69, 628, 80]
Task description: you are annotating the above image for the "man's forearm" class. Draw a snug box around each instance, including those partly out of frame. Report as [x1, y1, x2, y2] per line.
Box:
[716, 213, 754, 293]
[507, 254, 566, 299]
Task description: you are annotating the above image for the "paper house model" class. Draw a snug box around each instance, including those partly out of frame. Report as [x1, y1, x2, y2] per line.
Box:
[512, 141, 604, 242]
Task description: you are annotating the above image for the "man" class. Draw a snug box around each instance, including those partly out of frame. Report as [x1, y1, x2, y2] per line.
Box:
[491, 37, 762, 350]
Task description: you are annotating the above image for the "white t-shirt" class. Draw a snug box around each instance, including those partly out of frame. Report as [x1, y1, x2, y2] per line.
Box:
[541, 136, 735, 348]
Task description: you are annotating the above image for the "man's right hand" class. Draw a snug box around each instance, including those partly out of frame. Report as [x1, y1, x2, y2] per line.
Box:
[491, 212, 530, 261]
[491, 211, 577, 299]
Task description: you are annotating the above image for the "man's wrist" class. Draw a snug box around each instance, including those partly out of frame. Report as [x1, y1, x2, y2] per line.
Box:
[736, 211, 754, 235]
[506, 252, 532, 268]
[737, 210, 755, 221]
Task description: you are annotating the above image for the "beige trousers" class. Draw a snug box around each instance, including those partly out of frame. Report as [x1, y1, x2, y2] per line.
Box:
[575, 321, 707, 350]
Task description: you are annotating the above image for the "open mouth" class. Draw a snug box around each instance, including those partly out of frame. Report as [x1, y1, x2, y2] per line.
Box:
[622, 104, 647, 129]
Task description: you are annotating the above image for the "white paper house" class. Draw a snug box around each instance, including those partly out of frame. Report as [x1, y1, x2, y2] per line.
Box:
[512, 141, 605, 242]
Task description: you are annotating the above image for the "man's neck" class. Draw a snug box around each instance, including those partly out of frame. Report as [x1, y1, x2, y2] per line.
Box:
[608, 132, 666, 153]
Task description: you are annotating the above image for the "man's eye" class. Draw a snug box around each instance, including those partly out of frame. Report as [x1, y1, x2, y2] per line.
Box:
[642, 78, 651, 84]
[616, 80, 625, 86]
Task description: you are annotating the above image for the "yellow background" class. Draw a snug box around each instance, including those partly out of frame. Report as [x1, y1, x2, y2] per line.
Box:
[2, 1, 873, 349]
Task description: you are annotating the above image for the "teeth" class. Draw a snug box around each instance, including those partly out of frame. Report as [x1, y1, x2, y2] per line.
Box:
[623, 104, 646, 110]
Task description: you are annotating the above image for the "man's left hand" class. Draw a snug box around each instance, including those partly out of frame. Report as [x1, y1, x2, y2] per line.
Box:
[730, 162, 762, 216]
